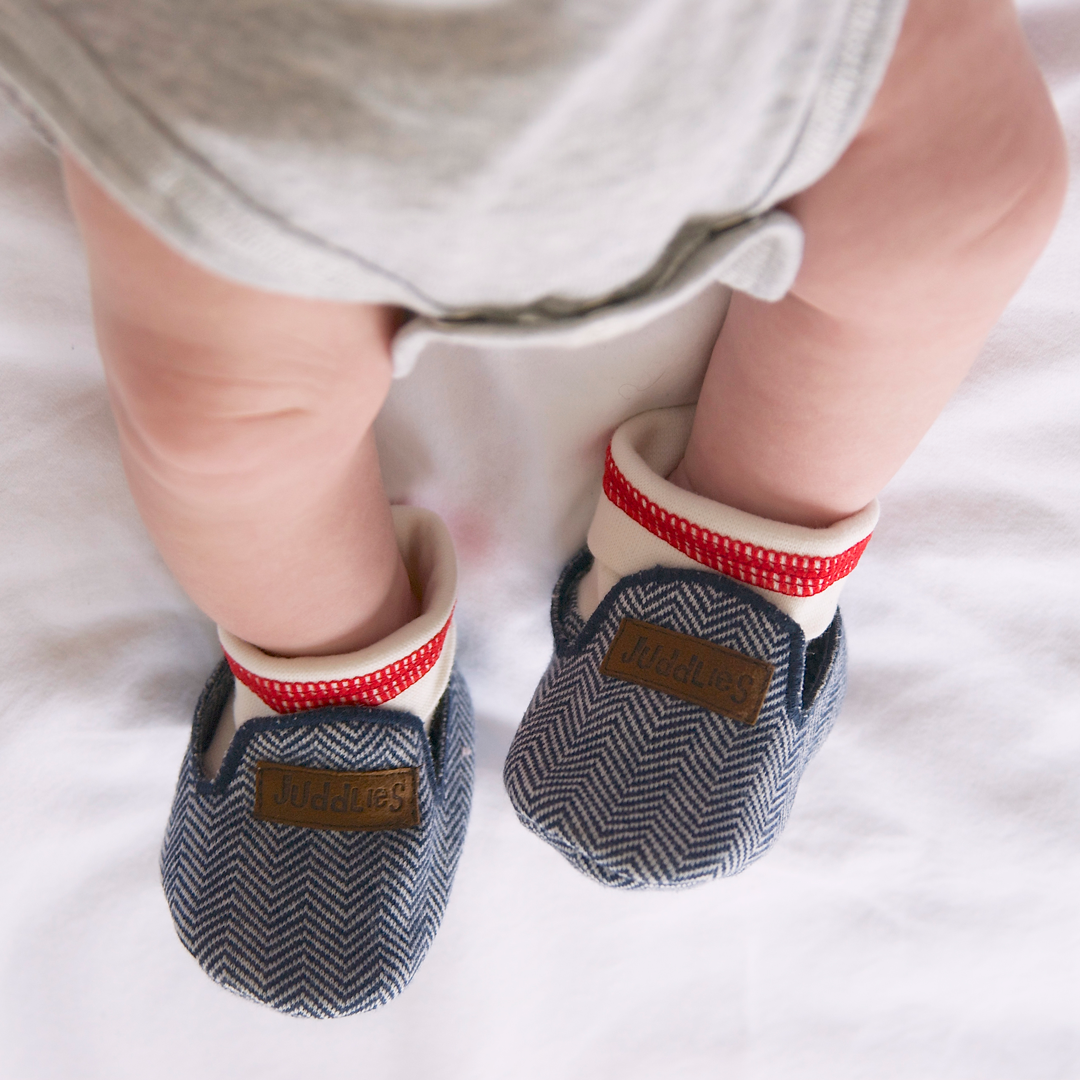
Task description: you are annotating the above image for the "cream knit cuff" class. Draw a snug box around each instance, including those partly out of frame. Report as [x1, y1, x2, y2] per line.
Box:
[579, 406, 878, 639]
[221, 505, 457, 728]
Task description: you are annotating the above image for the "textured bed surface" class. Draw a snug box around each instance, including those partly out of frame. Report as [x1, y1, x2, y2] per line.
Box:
[1, 3, 1078, 1075]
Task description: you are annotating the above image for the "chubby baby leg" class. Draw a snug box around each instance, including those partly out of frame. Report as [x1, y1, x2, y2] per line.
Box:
[673, 0, 1068, 528]
[63, 158, 416, 657]
[505, 0, 1067, 890]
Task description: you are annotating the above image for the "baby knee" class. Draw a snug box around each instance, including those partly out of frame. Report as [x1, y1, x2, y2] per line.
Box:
[872, 0, 1066, 264]
[789, 0, 1067, 318]
[106, 341, 388, 485]
[67, 154, 395, 480]
[92, 295, 392, 491]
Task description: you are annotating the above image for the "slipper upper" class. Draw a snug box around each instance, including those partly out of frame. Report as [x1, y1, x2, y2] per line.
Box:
[161, 661, 474, 1018]
[504, 551, 845, 889]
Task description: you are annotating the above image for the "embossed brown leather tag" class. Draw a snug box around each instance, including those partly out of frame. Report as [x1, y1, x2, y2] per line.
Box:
[600, 617, 774, 725]
[253, 763, 420, 831]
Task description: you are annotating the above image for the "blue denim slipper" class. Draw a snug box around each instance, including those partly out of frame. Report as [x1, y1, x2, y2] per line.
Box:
[503, 549, 845, 889]
[161, 660, 474, 1017]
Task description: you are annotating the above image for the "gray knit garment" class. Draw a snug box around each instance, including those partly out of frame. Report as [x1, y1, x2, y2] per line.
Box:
[0, 0, 905, 318]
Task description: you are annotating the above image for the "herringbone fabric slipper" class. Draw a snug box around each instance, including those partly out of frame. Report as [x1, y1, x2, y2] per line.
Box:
[504, 549, 845, 889]
[161, 660, 474, 1017]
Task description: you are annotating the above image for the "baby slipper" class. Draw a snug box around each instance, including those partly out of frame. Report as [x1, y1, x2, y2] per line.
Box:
[503, 550, 843, 887]
[160, 508, 473, 1016]
[504, 406, 874, 888]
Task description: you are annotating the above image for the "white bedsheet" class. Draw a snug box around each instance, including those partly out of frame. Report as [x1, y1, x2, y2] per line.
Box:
[1, 3, 1078, 1075]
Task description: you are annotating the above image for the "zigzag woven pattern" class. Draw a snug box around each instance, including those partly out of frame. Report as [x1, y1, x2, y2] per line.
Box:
[603, 446, 871, 597]
[161, 663, 474, 1017]
[504, 553, 846, 889]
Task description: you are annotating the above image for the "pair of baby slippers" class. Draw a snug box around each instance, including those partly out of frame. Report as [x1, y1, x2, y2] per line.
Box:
[160, 407, 876, 1017]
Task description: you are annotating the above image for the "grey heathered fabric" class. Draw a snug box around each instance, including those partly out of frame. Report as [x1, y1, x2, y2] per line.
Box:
[0, 0, 905, 319]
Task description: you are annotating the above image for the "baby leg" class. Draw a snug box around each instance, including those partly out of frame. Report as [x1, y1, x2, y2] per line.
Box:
[64, 158, 416, 658]
[508, 0, 1068, 890]
[672, 0, 1068, 529]
[70, 171, 482, 1015]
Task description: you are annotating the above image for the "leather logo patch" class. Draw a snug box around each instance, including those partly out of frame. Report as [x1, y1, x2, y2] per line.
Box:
[253, 763, 420, 831]
[600, 617, 774, 725]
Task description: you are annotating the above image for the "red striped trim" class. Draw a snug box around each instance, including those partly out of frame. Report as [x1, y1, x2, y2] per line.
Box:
[603, 446, 870, 597]
[226, 611, 453, 714]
